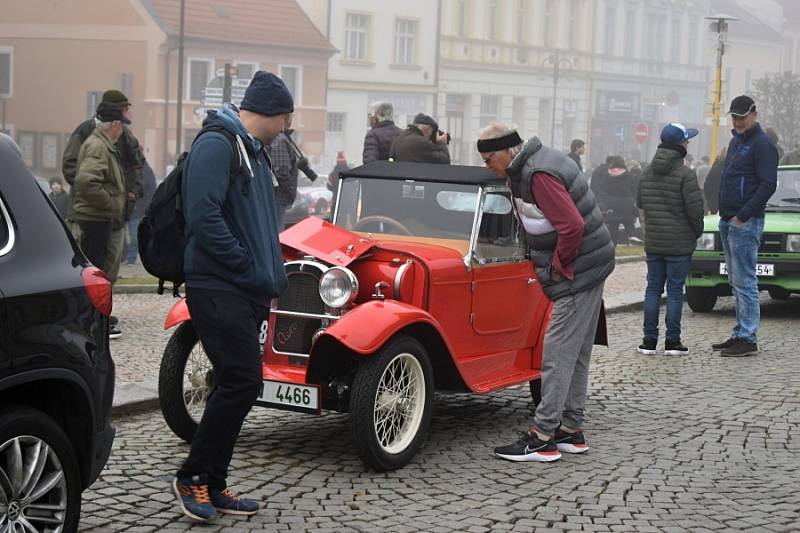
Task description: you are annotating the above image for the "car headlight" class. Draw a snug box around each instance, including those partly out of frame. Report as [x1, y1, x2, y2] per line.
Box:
[787, 234, 800, 252]
[319, 267, 358, 308]
[696, 233, 716, 251]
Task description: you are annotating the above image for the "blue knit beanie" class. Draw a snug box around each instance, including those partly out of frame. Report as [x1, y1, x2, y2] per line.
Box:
[240, 71, 294, 117]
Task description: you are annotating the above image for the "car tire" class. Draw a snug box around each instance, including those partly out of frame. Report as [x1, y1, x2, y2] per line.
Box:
[349, 336, 434, 471]
[0, 405, 82, 533]
[686, 287, 717, 312]
[530, 379, 542, 409]
[159, 321, 211, 443]
[768, 288, 791, 300]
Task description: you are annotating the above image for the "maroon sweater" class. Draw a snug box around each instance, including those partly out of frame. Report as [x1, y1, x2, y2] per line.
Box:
[531, 172, 585, 280]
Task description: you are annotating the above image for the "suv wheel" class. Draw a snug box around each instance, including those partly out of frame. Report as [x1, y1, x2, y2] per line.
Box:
[159, 321, 211, 442]
[350, 336, 434, 471]
[0, 405, 81, 532]
[686, 287, 717, 312]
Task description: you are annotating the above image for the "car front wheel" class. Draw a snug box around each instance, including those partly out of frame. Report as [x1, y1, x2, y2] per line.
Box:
[159, 321, 211, 442]
[349, 336, 434, 471]
[686, 287, 717, 312]
[0, 405, 81, 533]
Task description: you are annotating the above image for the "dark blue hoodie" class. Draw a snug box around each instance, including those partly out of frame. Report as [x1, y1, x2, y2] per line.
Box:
[718, 122, 778, 221]
[182, 104, 287, 302]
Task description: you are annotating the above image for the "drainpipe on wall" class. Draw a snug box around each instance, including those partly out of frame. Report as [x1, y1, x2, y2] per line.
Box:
[163, 44, 177, 174]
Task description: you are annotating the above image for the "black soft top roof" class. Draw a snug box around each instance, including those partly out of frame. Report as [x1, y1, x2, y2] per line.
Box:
[341, 161, 506, 186]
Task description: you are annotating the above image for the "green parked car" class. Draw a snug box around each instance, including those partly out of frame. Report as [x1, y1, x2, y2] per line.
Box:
[686, 165, 800, 312]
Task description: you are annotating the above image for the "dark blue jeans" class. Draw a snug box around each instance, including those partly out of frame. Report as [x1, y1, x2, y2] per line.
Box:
[643, 254, 692, 340]
[719, 217, 764, 344]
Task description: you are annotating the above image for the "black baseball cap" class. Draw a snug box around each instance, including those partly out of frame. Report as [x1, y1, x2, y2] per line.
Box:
[728, 95, 756, 117]
[413, 113, 439, 131]
[96, 102, 131, 124]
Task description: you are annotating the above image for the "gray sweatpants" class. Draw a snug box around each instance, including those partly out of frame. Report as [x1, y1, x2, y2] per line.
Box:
[533, 282, 605, 436]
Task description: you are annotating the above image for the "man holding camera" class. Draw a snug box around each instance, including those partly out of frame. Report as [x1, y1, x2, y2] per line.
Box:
[390, 113, 451, 164]
[267, 115, 317, 228]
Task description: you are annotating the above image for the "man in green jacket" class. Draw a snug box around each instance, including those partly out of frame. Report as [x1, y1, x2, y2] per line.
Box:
[636, 123, 704, 356]
[63, 90, 143, 280]
[73, 103, 128, 313]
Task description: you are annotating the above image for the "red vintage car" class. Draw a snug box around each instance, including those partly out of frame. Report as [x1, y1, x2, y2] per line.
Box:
[158, 161, 552, 470]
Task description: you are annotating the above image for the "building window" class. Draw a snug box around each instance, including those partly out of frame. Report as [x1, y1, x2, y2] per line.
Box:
[40, 133, 60, 170]
[0, 47, 12, 97]
[345, 13, 370, 61]
[605, 6, 616, 55]
[16, 132, 35, 168]
[117, 73, 134, 100]
[624, 8, 636, 57]
[544, 0, 555, 47]
[516, 0, 528, 43]
[188, 58, 213, 102]
[279, 65, 302, 105]
[479, 95, 499, 127]
[568, 0, 579, 50]
[512, 97, 526, 130]
[458, 0, 467, 37]
[326, 112, 345, 133]
[394, 19, 417, 64]
[688, 20, 698, 65]
[670, 17, 681, 63]
[234, 62, 259, 80]
[86, 91, 103, 119]
[488, 0, 499, 40]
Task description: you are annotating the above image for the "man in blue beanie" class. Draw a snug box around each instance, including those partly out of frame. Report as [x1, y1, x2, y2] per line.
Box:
[172, 71, 292, 521]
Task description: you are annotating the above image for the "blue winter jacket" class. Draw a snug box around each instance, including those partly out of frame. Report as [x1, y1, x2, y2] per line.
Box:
[718, 122, 778, 221]
[182, 104, 288, 302]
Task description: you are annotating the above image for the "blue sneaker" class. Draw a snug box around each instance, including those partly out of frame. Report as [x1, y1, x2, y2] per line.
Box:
[172, 474, 217, 521]
[210, 487, 260, 515]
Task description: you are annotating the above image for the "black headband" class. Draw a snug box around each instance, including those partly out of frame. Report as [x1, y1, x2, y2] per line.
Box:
[476, 130, 523, 153]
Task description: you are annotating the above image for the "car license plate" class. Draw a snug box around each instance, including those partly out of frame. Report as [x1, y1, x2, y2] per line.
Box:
[256, 380, 320, 414]
[719, 263, 775, 276]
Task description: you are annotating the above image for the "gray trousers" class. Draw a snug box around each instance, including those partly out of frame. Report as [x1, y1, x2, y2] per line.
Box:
[533, 282, 605, 436]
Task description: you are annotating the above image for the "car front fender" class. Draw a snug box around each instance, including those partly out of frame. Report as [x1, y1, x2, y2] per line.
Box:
[164, 297, 190, 330]
[321, 300, 449, 355]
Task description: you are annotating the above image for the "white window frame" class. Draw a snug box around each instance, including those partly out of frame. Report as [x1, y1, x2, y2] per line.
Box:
[326, 112, 346, 133]
[233, 61, 259, 80]
[278, 64, 303, 106]
[344, 12, 371, 61]
[0, 46, 13, 98]
[393, 18, 418, 65]
[186, 57, 214, 103]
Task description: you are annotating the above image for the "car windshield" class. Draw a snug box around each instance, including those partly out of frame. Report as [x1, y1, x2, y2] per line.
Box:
[766, 169, 800, 210]
[335, 177, 481, 242]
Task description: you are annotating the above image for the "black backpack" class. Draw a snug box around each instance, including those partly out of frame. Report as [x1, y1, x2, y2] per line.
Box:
[138, 126, 247, 296]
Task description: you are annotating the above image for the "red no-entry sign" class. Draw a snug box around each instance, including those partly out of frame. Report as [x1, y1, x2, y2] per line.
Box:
[635, 123, 648, 144]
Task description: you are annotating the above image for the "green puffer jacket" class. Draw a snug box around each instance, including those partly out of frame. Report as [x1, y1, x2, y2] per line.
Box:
[71, 129, 126, 226]
[637, 144, 704, 256]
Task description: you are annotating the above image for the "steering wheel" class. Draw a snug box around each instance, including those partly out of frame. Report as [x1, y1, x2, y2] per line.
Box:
[352, 216, 412, 236]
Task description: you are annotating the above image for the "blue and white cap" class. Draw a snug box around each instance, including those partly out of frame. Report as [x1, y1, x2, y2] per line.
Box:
[660, 122, 699, 145]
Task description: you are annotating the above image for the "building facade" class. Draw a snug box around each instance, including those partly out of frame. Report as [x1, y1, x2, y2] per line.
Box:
[0, 0, 333, 179]
[298, 0, 441, 170]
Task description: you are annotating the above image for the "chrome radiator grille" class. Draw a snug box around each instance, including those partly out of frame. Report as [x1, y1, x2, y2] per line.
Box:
[272, 261, 328, 357]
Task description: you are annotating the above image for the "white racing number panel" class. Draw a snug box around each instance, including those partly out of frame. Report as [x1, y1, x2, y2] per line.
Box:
[255, 380, 321, 415]
[719, 263, 775, 277]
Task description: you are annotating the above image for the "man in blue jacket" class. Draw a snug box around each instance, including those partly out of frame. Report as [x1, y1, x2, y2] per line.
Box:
[172, 72, 291, 521]
[713, 95, 778, 357]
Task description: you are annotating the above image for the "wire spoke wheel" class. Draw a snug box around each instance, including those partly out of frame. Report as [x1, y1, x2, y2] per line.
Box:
[350, 336, 434, 471]
[182, 342, 213, 423]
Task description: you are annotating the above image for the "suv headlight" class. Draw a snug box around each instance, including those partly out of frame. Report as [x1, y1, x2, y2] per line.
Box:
[696, 233, 716, 251]
[787, 234, 800, 252]
[319, 267, 358, 308]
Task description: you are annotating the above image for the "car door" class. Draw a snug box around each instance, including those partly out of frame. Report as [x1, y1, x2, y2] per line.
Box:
[0, 194, 12, 370]
[464, 190, 544, 387]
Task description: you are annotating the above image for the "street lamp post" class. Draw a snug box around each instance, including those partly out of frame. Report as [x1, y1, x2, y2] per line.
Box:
[543, 50, 573, 148]
[175, 0, 186, 157]
[706, 15, 737, 163]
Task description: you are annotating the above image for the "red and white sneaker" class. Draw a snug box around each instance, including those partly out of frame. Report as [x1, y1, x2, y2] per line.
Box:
[554, 427, 590, 454]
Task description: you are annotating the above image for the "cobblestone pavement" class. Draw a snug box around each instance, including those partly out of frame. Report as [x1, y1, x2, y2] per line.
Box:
[110, 260, 647, 385]
[82, 297, 800, 532]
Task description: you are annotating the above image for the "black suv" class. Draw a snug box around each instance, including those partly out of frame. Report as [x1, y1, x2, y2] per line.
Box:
[0, 141, 115, 531]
